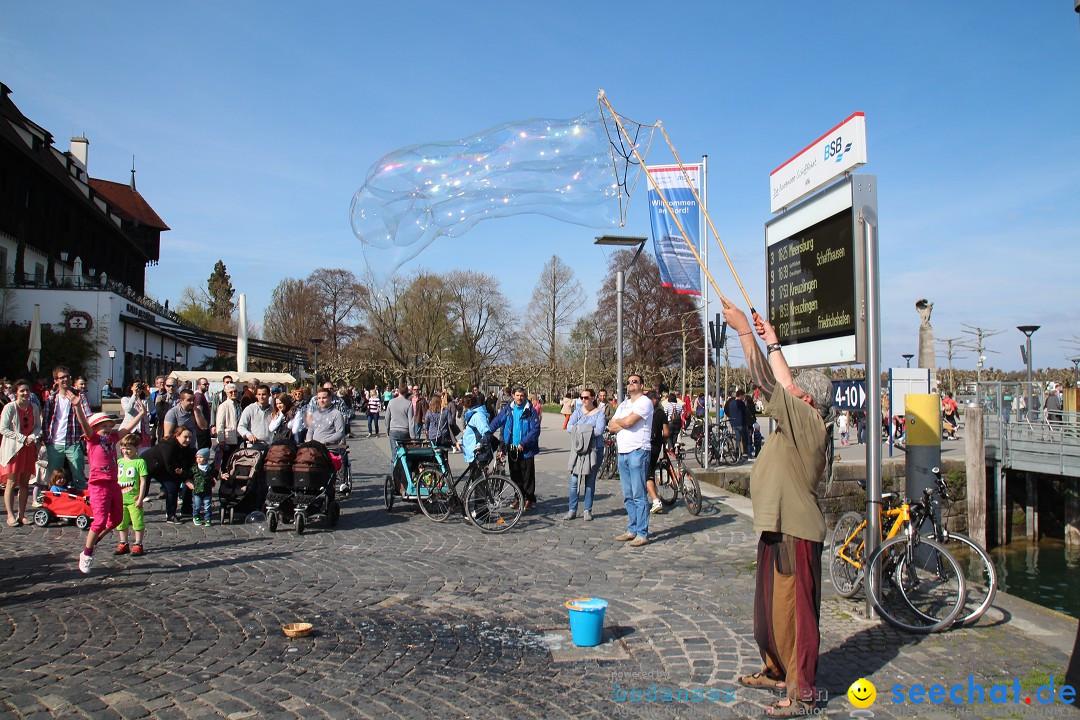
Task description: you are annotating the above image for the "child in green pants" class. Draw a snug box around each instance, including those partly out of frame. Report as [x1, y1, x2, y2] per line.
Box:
[115, 433, 149, 556]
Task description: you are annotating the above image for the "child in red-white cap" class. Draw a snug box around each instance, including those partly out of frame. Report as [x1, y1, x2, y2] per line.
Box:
[66, 389, 145, 574]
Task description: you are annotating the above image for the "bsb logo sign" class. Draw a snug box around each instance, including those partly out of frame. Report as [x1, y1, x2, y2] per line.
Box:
[770, 112, 867, 213]
[824, 136, 853, 163]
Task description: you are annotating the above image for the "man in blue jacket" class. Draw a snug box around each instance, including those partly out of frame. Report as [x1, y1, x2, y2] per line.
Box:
[490, 387, 541, 510]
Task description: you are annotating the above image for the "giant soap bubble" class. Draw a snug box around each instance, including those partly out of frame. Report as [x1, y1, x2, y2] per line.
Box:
[351, 109, 639, 286]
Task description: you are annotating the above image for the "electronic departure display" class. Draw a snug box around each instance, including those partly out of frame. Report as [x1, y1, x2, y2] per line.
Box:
[766, 207, 855, 347]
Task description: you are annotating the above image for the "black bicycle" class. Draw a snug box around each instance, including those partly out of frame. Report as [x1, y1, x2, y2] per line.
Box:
[692, 420, 739, 467]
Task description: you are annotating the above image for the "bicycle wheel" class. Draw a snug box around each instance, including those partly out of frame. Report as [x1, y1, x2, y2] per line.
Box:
[866, 535, 966, 633]
[383, 475, 395, 511]
[680, 468, 702, 516]
[600, 449, 618, 480]
[655, 460, 677, 506]
[719, 434, 738, 465]
[829, 511, 865, 598]
[416, 468, 453, 522]
[924, 532, 997, 627]
[694, 440, 705, 467]
[464, 474, 523, 533]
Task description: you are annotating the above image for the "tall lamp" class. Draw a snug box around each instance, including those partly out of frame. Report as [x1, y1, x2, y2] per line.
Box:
[594, 235, 648, 401]
[1017, 325, 1039, 397]
[108, 346, 117, 389]
[310, 338, 324, 390]
[901, 353, 914, 368]
[1071, 357, 1080, 388]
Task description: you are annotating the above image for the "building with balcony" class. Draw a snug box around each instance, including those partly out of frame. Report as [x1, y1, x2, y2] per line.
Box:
[0, 82, 303, 406]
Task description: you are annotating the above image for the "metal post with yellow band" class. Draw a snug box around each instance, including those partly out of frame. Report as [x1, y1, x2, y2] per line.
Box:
[905, 393, 942, 530]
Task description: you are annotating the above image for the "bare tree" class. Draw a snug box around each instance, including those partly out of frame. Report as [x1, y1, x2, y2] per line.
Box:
[361, 271, 456, 389]
[445, 270, 513, 387]
[307, 268, 365, 351]
[595, 250, 704, 377]
[524, 255, 584, 397]
[264, 278, 322, 348]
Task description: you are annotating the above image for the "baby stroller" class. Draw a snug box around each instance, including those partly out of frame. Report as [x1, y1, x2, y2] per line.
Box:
[384, 440, 441, 510]
[266, 440, 341, 535]
[218, 443, 264, 524]
[263, 440, 297, 527]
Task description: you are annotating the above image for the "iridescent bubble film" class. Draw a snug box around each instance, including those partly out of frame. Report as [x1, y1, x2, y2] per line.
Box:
[350, 109, 626, 285]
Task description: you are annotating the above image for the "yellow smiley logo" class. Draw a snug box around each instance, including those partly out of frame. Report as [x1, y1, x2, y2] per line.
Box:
[848, 678, 876, 708]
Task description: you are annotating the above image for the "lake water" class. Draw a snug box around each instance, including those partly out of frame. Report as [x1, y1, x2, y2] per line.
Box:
[989, 537, 1080, 620]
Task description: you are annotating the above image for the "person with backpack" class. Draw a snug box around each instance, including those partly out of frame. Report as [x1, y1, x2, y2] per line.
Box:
[459, 395, 492, 482]
[663, 393, 684, 452]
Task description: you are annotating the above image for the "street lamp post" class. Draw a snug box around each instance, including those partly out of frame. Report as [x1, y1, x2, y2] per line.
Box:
[108, 346, 117, 389]
[902, 353, 914, 368]
[1017, 325, 1039, 400]
[175, 351, 184, 371]
[1072, 357, 1080, 388]
[595, 235, 648, 402]
[310, 338, 324, 390]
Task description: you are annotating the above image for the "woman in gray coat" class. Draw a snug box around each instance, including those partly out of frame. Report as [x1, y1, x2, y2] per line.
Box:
[563, 389, 606, 521]
[1, 380, 42, 526]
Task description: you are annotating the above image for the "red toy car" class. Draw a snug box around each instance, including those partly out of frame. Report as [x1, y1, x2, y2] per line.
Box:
[33, 489, 93, 529]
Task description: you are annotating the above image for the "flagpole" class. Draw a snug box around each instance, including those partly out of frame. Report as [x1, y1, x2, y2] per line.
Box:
[702, 154, 710, 470]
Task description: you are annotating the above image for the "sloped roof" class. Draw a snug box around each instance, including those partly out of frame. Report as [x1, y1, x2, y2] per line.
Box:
[89, 178, 170, 231]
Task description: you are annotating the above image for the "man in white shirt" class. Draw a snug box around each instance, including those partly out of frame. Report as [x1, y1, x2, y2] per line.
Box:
[607, 373, 653, 547]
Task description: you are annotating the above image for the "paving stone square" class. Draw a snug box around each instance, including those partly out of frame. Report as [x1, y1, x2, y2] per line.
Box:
[0, 415, 1075, 719]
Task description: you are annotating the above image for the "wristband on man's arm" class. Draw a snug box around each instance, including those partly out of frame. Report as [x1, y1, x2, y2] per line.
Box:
[767, 343, 783, 354]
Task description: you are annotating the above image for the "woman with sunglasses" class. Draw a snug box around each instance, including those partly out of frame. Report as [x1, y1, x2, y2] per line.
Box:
[564, 390, 606, 521]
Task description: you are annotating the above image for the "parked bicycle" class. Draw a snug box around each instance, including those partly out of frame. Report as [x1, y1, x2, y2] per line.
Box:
[597, 433, 618, 480]
[830, 470, 996, 629]
[411, 442, 524, 533]
[830, 472, 968, 632]
[691, 419, 739, 467]
[653, 442, 702, 515]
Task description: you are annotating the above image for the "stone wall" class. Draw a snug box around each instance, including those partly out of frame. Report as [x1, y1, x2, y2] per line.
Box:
[698, 457, 970, 534]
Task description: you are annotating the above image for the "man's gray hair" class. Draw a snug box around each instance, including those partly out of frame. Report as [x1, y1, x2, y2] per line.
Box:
[795, 369, 833, 419]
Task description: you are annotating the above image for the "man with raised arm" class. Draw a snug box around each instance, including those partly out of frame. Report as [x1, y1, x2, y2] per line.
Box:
[724, 302, 831, 718]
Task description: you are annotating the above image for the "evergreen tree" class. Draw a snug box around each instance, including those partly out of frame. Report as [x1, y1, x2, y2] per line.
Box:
[207, 260, 235, 321]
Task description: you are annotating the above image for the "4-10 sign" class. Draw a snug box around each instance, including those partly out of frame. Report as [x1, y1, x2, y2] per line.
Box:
[832, 380, 866, 411]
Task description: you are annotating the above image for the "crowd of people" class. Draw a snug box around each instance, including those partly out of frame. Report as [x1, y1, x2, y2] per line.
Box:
[0, 367, 361, 569]
[0, 308, 838, 716]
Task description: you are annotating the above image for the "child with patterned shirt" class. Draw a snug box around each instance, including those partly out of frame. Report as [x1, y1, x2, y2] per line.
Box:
[187, 447, 217, 526]
[68, 391, 145, 574]
[115, 432, 149, 556]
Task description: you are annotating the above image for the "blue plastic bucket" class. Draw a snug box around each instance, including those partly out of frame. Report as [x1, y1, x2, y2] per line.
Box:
[565, 597, 608, 647]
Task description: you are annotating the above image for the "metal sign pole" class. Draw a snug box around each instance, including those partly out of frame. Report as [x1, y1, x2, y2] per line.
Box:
[862, 201, 882, 620]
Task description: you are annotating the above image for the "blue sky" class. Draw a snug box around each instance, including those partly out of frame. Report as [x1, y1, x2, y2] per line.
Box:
[3, 2, 1078, 372]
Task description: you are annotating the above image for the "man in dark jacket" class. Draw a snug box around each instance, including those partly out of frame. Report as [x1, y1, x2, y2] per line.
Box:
[725, 388, 749, 461]
[490, 387, 541, 510]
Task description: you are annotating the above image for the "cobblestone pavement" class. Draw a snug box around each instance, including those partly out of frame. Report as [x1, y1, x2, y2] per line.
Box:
[0, 419, 1074, 719]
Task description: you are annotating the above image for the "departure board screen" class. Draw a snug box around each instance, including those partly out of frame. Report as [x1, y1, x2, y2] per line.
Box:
[766, 207, 855, 346]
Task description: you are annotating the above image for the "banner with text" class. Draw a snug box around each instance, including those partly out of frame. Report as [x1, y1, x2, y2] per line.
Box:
[647, 164, 702, 296]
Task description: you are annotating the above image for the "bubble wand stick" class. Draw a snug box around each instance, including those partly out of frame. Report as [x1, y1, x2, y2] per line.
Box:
[600, 89, 734, 306]
[599, 90, 754, 315]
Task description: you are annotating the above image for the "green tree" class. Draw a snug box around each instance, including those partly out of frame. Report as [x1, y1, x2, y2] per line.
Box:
[207, 260, 235, 321]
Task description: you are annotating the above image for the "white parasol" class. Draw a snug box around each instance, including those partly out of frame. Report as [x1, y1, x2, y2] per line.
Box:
[27, 304, 41, 372]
